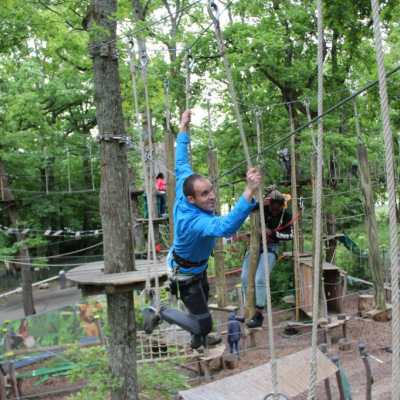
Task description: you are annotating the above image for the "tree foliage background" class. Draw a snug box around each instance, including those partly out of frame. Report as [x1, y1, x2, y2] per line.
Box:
[1, 0, 400, 288]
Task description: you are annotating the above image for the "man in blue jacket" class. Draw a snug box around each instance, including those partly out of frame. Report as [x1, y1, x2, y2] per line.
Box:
[144, 110, 261, 349]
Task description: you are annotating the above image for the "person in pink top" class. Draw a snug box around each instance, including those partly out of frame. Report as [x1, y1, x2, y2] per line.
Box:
[156, 172, 167, 216]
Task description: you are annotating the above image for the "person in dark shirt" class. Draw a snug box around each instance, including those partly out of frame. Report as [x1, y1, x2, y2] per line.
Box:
[241, 188, 293, 328]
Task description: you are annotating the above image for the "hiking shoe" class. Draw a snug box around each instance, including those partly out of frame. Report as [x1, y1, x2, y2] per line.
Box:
[246, 312, 264, 328]
[206, 334, 222, 346]
[142, 307, 161, 334]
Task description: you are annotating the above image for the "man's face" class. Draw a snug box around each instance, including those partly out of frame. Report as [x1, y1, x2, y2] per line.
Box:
[187, 178, 216, 212]
[270, 200, 283, 216]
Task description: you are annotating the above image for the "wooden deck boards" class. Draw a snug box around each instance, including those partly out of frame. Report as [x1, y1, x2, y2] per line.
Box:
[66, 259, 168, 286]
[179, 347, 337, 400]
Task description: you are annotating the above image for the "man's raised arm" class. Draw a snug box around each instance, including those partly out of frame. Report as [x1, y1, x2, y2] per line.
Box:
[175, 110, 193, 184]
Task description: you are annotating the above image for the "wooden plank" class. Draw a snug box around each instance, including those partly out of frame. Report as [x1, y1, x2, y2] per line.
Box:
[179, 347, 337, 400]
[208, 304, 238, 312]
[66, 259, 168, 287]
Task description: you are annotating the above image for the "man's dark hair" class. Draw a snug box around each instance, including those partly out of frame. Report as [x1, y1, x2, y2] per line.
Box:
[156, 172, 164, 179]
[183, 174, 204, 197]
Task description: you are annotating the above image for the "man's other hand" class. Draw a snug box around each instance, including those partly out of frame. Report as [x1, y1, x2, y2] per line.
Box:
[180, 110, 191, 132]
[246, 167, 261, 193]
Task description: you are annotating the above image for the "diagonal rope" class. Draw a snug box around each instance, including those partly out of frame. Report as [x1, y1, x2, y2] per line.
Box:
[307, 0, 324, 398]
[207, 1, 279, 397]
[370, 1, 400, 398]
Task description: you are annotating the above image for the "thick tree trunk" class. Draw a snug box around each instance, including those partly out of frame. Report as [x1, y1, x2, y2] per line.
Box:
[245, 211, 260, 318]
[357, 143, 386, 310]
[0, 161, 35, 316]
[208, 149, 227, 307]
[88, 0, 138, 398]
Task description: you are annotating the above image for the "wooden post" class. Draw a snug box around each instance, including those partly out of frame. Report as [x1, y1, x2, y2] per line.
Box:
[207, 98, 227, 307]
[358, 342, 373, 400]
[353, 98, 386, 311]
[88, 0, 139, 398]
[288, 104, 301, 321]
[245, 212, 260, 318]
[319, 344, 332, 400]
[0, 367, 5, 400]
[331, 355, 345, 400]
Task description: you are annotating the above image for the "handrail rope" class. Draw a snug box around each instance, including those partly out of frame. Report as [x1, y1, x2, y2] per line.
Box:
[207, 1, 279, 397]
[370, 1, 400, 398]
[307, 0, 324, 398]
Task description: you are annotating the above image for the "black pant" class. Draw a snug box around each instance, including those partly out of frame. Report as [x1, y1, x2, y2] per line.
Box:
[178, 272, 212, 337]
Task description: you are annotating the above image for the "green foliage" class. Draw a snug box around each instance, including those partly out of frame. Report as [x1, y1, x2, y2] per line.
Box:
[67, 346, 189, 400]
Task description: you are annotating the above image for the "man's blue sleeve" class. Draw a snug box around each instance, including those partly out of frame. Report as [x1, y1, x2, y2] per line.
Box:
[195, 196, 256, 238]
[175, 132, 193, 197]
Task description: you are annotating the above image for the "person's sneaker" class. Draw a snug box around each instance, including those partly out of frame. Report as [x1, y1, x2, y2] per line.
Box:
[142, 307, 161, 334]
[246, 312, 264, 328]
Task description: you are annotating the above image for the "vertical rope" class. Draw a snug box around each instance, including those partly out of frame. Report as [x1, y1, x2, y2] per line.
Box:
[288, 104, 301, 322]
[370, 1, 400, 397]
[208, 3, 279, 395]
[127, 43, 152, 292]
[307, 0, 324, 398]
[185, 50, 193, 162]
[137, 40, 160, 309]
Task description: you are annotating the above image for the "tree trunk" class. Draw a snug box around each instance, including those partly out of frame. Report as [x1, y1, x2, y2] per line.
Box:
[163, 86, 175, 244]
[88, 0, 138, 398]
[311, 153, 328, 319]
[0, 161, 36, 316]
[289, 105, 301, 320]
[325, 214, 336, 263]
[357, 143, 386, 310]
[82, 151, 92, 231]
[245, 211, 260, 318]
[208, 149, 227, 307]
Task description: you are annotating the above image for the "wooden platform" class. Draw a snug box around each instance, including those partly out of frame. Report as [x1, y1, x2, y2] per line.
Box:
[66, 260, 168, 294]
[178, 347, 337, 400]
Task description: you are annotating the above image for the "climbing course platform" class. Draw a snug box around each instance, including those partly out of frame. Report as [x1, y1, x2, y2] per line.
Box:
[178, 347, 337, 400]
[66, 259, 168, 295]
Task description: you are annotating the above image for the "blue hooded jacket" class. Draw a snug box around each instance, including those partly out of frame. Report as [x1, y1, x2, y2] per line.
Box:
[168, 132, 255, 274]
[227, 312, 241, 343]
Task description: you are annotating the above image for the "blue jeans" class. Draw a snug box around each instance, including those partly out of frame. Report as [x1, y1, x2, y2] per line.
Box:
[241, 244, 278, 308]
[229, 340, 240, 355]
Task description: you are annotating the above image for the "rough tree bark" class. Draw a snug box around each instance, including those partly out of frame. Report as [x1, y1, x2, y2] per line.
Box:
[87, 0, 138, 398]
[0, 161, 35, 316]
[208, 148, 227, 307]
